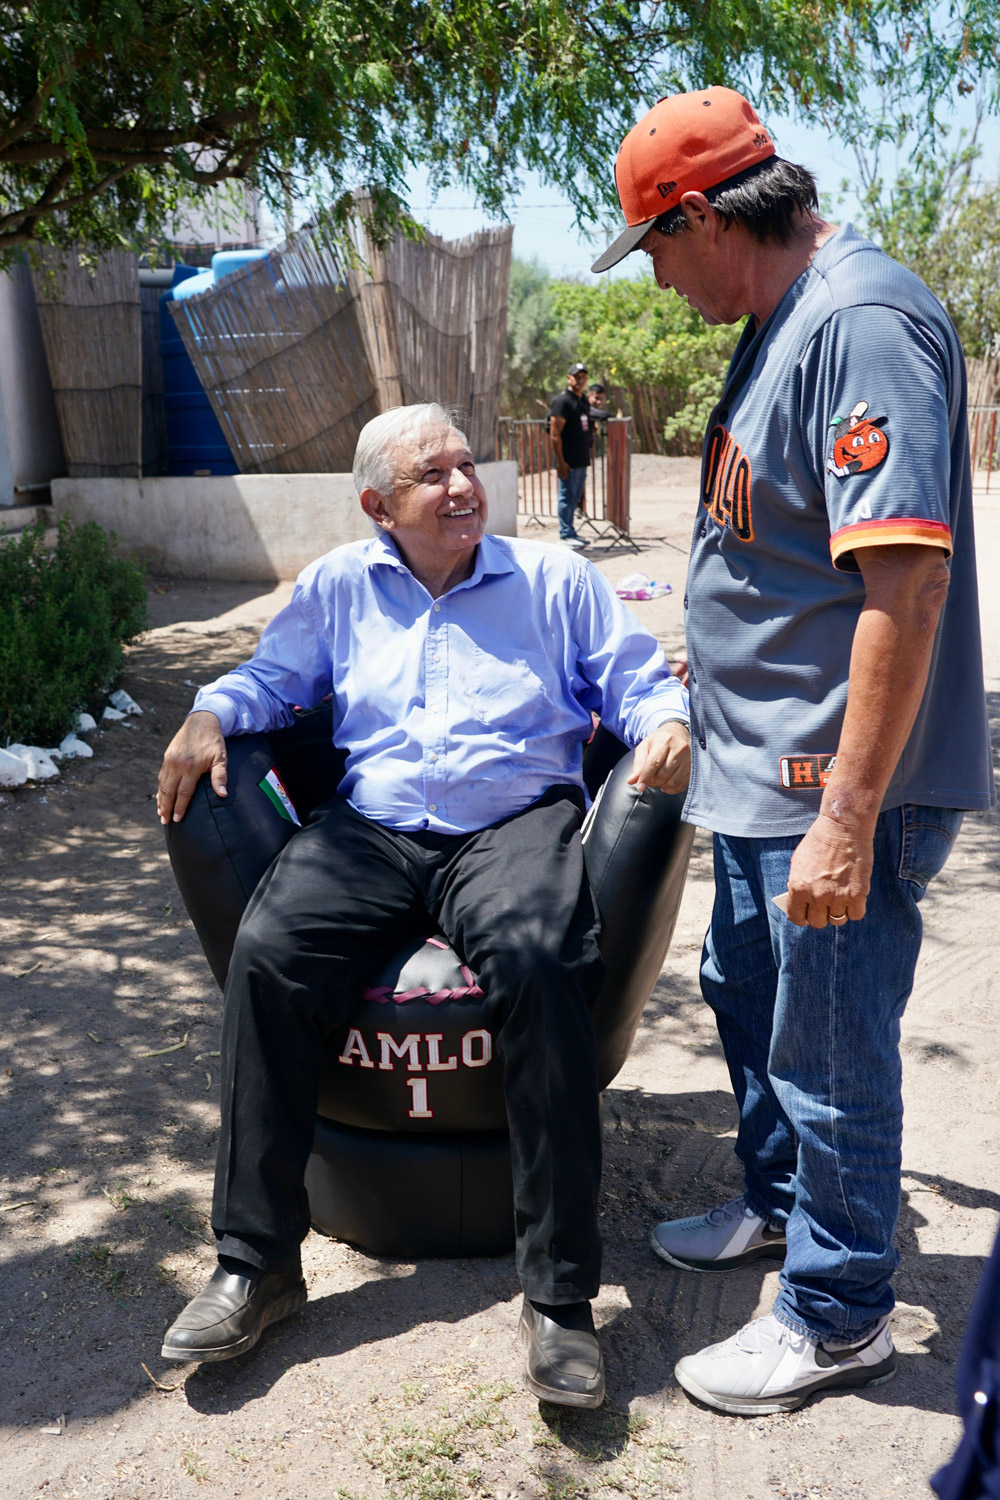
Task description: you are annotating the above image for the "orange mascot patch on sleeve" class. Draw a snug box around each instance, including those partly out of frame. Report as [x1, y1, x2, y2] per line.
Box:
[826, 400, 889, 479]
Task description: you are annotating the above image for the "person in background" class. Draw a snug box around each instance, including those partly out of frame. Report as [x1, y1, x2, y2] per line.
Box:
[549, 362, 591, 548]
[588, 383, 609, 416]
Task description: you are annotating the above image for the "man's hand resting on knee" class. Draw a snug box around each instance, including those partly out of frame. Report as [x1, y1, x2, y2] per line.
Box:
[628, 721, 691, 795]
[157, 710, 228, 825]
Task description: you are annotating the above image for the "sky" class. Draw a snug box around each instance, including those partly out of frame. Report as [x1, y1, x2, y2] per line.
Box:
[404, 102, 1000, 282]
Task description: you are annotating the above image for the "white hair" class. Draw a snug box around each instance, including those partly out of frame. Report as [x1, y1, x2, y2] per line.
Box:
[352, 403, 469, 497]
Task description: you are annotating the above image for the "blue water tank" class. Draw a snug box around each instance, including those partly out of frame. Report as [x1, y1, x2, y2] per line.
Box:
[211, 249, 269, 280]
[159, 251, 268, 476]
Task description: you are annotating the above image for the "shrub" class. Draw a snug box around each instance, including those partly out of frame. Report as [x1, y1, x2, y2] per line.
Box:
[503, 258, 581, 419]
[550, 274, 738, 455]
[0, 515, 148, 748]
[501, 258, 739, 454]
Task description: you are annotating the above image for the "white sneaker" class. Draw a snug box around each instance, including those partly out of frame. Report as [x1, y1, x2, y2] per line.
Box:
[563, 536, 588, 549]
[674, 1311, 896, 1416]
[651, 1193, 786, 1272]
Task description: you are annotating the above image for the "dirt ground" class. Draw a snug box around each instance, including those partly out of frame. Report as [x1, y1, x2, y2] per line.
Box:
[2, 457, 998, 1500]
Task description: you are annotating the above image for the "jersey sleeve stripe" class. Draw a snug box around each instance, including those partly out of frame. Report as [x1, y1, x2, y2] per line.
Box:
[830, 517, 953, 565]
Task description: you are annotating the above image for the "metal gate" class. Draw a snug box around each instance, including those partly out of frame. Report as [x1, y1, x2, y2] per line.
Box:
[496, 416, 636, 548]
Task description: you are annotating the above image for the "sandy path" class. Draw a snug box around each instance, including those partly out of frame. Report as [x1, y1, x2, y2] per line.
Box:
[1, 460, 997, 1500]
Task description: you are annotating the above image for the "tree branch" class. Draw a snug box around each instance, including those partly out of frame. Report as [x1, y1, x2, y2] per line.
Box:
[0, 83, 55, 155]
[0, 111, 258, 165]
[0, 159, 160, 234]
[8, 158, 74, 238]
[0, 137, 263, 241]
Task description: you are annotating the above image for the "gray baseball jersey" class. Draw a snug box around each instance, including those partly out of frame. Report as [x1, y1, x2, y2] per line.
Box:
[683, 224, 994, 837]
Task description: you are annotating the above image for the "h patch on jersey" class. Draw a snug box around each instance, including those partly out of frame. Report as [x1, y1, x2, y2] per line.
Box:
[826, 400, 889, 478]
[779, 753, 836, 789]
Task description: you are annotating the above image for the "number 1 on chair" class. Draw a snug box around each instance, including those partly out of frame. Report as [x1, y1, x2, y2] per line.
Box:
[406, 1077, 433, 1119]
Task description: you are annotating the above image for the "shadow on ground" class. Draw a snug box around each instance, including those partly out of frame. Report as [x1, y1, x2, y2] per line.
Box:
[2, 1061, 988, 1428]
[0, 593, 995, 1453]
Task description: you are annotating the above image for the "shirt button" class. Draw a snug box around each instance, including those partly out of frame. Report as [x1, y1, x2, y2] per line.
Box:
[698, 736, 707, 750]
[719, 408, 729, 422]
[698, 525, 707, 537]
[428, 803, 438, 813]
[428, 753, 438, 763]
[974, 1390, 989, 1406]
[683, 596, 689, 609]
[690, 671, 697, 685]
[433, 603, 441, 612]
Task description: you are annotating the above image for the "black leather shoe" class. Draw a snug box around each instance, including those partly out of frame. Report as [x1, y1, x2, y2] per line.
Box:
[519, 1298, 605, 1408]
[161, 1261, 307, 1362]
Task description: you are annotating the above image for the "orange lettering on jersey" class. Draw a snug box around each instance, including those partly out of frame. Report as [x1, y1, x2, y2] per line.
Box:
[703, 425, 754, 542]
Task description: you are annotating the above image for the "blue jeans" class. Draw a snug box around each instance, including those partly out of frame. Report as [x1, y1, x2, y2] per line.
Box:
[702, 803, 964, 1342]
[557, 466, 587, 538]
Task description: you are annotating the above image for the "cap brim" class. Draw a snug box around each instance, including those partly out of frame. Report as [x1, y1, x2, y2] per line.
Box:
[591, 217, 657, 273]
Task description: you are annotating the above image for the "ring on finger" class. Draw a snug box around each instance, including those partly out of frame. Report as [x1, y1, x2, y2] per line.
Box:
[828, 911, 849, 926]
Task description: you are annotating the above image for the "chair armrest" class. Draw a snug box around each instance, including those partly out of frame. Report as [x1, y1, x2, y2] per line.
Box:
[164, 732, 297, 988]
[583, 753, 695, 1087]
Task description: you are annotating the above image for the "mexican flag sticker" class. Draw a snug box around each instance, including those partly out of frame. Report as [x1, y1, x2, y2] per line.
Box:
[258, 767, 301, 826]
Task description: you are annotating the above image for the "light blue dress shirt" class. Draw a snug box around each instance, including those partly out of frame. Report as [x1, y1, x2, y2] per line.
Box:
[193, 532, 688, 834]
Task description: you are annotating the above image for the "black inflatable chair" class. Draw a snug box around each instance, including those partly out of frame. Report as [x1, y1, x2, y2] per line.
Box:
[166, 704, 694, 1258]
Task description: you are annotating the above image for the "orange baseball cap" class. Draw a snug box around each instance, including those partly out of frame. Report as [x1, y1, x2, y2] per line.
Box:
[591, 87, 775, 272]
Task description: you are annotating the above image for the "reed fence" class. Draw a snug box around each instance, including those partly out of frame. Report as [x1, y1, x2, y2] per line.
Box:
[167, 208, 513, 472]
[30, 249, 142, 477]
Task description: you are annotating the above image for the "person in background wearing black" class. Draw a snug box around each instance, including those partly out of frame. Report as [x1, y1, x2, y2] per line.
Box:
[549, 362, 591, 548]
[588, 383, 609, 416]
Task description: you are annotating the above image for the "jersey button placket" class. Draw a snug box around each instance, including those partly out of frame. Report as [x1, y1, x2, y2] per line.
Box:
[425, 603, 447, 820]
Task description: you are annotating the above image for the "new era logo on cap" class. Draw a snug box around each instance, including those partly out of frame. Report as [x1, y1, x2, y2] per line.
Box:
[591, 87, 776, 273]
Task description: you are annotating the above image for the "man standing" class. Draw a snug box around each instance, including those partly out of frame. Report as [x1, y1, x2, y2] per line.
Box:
[594, 87, 994, 1415]
[155, 403, 691, 1407]
[549, 362, 592, 547]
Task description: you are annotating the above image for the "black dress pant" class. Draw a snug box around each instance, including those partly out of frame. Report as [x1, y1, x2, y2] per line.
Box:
[212, 785, 605, 1303]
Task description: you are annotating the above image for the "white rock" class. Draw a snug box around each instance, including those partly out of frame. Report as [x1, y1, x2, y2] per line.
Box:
[0, 748, 28, 788]
[58, 733, 94, 760]
[109, 689, 142, 716]
[101, 706, 125, 723]
[76, 712, 98, 733]
[5, 744, 60, 781]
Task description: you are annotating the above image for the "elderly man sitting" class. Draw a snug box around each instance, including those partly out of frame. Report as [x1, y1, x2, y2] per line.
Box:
[155, 403, 690, 1406]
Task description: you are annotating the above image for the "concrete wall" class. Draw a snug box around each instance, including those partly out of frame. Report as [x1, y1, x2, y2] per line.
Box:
[0, 262, 66, 504]
[52, 460, 518, 581]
